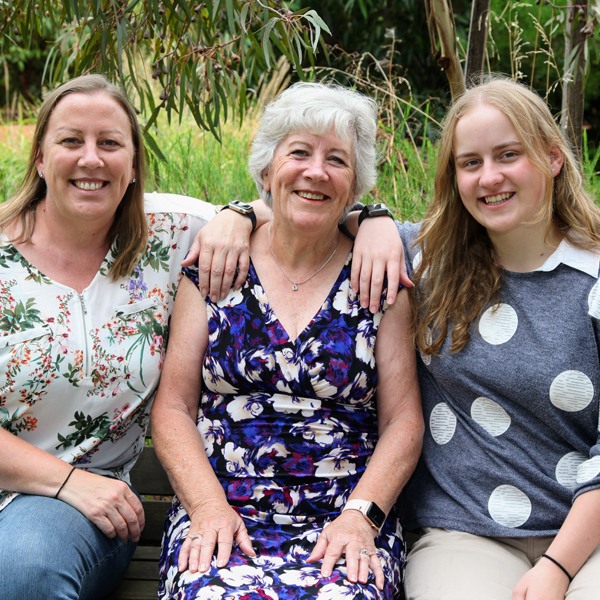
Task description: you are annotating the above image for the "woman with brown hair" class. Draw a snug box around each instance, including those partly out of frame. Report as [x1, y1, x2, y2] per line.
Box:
[398, 78, 600, 599]
[0, 74, 217, 599]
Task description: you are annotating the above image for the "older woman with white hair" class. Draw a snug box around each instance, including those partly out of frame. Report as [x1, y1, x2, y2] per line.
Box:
[152, 82, 423, 599]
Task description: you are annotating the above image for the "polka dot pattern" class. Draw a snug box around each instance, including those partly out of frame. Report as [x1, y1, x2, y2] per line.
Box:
[429, 403, 456, 445]
[555, 452, 587, 489]
[488, 485, 531, 528]
[576, 455, 600, 484]
[549, 371, 594, 412]
[478, 304, 518, 345]
[588, 280, 600, 318]
[470, 397, 511, 437]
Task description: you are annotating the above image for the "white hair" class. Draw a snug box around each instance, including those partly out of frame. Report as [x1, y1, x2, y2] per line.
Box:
[248, 82, 378, 215]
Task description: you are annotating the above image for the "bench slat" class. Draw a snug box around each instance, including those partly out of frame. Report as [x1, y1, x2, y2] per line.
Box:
[106, 579, 159, 600]
[139, 500, 171, 545]
[131, 446, 173, 496]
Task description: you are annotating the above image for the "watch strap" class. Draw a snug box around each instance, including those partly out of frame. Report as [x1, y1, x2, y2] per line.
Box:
[357, 203, 394, 228]
[220, 202, 257, 232]
[342, 499, 385, 531]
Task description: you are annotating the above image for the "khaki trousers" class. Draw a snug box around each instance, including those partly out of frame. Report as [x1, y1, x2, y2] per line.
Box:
[404, 527, 600, 600]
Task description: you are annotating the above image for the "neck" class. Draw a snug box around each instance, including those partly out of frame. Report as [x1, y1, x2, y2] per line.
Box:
[489, 222, 562, 272]
[31, 199, 113, 254]
[268, 221, 340, 276]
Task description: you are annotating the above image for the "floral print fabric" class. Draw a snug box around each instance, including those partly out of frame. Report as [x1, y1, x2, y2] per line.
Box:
[158, 255, 405, 599]
[0, 193, 215, 511]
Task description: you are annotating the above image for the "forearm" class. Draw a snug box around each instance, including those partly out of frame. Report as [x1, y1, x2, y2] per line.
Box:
[348, 414, 423, 516]
[544, 488, 600, 577]
[152, 402, 227, 515]
[0, 428, 73, 497]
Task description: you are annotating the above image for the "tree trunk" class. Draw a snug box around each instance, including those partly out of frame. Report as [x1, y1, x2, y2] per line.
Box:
[561, 0, 588, 157]
[425, 0, 466, 101]
[465, 0, 491, 84]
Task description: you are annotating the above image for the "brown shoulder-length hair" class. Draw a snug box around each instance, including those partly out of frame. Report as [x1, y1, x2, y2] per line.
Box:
[413, 76, 600, 355]
[1, 74, 147, 280]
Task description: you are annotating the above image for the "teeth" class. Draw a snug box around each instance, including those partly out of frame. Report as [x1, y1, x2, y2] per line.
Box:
[301, 192, 326, 200]
[484, 192, 512, 205]
[74, 181, 104, 191]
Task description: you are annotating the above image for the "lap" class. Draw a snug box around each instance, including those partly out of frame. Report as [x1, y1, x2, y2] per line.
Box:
[404, 528, 540, 600]
[0, 493, 137, 600]
[405, 528, 600, 600]
[159, 501, 405, 600]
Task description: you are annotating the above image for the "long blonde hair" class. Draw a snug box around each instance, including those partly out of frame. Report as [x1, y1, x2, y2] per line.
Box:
[413, 77, 600, 355]
[1, 74, 147, 279]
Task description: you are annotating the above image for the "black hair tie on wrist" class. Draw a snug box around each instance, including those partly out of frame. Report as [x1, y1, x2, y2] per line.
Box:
[541, 553, 574, 584]
[54, 466, 77, 499]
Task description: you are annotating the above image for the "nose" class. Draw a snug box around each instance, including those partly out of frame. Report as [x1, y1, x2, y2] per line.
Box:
[78, 142, 104, 169]
[304, 155, 328, 181]
[479, 160, 503, 188]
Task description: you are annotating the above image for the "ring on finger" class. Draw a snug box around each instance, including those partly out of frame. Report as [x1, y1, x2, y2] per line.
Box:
[189, 535, 203, 542]
[359, 548, 369, 557]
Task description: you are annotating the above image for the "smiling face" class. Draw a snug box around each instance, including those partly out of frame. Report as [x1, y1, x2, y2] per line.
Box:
[453, 103, 563, 243]
[35, 92, 136, 229]
[262, 129, 355, 234]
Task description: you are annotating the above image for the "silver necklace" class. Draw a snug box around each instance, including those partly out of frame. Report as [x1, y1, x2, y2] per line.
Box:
[268, 222, 340, 291]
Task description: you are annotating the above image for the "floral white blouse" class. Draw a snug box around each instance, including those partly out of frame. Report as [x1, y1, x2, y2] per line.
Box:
[0, 192, 215, 511]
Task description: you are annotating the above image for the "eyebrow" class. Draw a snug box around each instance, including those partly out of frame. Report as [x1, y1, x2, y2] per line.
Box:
[455, 141, 522, 160]
[55, 126, 126, 136]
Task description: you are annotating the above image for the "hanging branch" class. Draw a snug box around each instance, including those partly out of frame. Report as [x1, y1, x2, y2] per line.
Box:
[425, 0, 466, 100]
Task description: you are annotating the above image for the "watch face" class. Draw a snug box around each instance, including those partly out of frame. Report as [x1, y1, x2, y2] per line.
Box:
[366, 502, 386, 529]
[230, 200, 253, 214]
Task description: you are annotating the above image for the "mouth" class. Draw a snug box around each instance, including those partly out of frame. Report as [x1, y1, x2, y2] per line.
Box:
[296, 191, 328, 201]
[71, 180, 108, 191]
[480, 192, 514, 206]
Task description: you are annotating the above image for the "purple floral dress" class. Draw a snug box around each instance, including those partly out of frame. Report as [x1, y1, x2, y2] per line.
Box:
[158, 255, 405, 599]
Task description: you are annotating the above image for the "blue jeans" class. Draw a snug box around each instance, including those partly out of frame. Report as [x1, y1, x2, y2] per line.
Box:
[0, 493, 137, 599]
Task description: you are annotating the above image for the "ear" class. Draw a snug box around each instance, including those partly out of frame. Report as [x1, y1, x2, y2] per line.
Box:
[549, 146, 564, 177]
[262, 168, 271, 192]
[35, 149, 44, 175]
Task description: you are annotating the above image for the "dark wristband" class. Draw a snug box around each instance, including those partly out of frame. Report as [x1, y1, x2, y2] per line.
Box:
[54, 466, 76, 499]
[357, 203, 394, 228]
[541, 553, 573, 583]
[220, 200, 257, 232]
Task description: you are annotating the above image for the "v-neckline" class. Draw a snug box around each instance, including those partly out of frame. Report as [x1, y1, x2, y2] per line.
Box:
[248, 252, 352, 346]
[1, 238, 115, 294]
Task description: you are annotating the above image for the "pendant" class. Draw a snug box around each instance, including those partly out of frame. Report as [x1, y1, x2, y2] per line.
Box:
[292, 283, 298, 291]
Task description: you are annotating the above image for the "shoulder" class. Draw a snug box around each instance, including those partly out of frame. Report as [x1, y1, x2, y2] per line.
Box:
[395, 220, 422, 268]
[143, 192, 216, 221]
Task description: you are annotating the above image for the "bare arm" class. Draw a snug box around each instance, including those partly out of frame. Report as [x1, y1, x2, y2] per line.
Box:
[346, 213, 411, 313]
[184, 200, 411, 312]
[513, 488, 600, 599]
[307, 290, 424, 589]
[182, 200, 272, 301]
[151, 276, 255, 573]
[0, 428, 144, 542]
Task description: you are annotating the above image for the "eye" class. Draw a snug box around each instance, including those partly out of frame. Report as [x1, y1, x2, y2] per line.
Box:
[60, 137, 81, 146]
[502, 150, 518, 160]
[330, 156, 347, 166]
[101, 139, 121, 148]
[290, 149, 308, 157]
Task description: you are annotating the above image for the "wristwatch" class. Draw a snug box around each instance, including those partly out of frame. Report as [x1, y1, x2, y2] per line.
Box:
[342, 499, 386, 532]
[220, 200, 257, 232]
[357, 203, 394, 228]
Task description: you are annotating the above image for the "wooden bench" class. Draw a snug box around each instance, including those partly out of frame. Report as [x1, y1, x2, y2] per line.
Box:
[106, 441, 410, 599]
[106, 441, 172, 600]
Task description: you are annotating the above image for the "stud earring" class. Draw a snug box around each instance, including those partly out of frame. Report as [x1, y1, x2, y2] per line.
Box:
[39, 172, 44, 178]
[132, 178, 136, 183]
[552, 169, 556, 174]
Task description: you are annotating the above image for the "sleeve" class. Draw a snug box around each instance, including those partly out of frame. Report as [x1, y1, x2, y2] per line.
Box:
[572, 306, 600, 499]
[395, 220, 422, 274]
